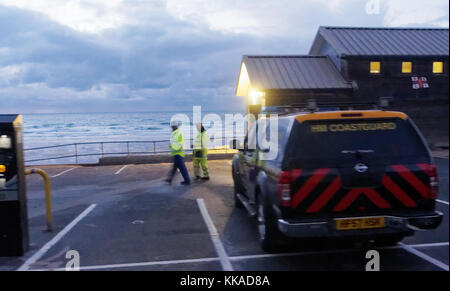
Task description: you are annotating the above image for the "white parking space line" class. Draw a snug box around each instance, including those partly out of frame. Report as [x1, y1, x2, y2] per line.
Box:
[18, 204, 97, 271]
[409, 242, 449, 248]
[434, 156, 449, 160]
[399, 242, 449, 271]
[25, 241, 449, 271]
[31, 257, 220, 271]
[436, 199, 449, 206]
[230, 249, 355, 261]
[114, 165, 128, 175]
[230, 242, 450, 261]
[197, 198, 233, 271]
[50, 167, 77, 178]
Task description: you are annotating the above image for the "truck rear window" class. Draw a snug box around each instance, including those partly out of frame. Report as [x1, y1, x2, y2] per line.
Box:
[284, 118, 430, 168]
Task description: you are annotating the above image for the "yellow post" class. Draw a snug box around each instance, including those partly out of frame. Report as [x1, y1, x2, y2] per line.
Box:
[25, 168, 52, 232]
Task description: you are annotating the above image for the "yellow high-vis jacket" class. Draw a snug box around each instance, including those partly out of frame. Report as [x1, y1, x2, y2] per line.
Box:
[193, 131, 209, 158]
[170, 129, 185, 157]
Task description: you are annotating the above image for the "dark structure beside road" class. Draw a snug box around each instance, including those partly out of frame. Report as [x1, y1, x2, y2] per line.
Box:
[236, 27, 449, 147]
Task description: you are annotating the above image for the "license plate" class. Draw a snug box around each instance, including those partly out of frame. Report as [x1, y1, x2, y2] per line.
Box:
[336, 217, 385, 230]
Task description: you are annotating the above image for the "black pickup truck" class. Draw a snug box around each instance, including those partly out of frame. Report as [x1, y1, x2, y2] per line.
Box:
[231, 110, 443, 252]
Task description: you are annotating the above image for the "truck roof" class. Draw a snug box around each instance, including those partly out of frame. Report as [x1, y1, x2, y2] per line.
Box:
[279, 110, 408, 123]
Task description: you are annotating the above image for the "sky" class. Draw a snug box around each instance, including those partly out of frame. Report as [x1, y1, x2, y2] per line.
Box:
[1, 0, 449, 113]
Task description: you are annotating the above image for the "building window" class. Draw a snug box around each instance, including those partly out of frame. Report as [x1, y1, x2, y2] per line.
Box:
[402, 62, 412, 74]
[370, 61, 381, 74]
[433, 62, 444, 74]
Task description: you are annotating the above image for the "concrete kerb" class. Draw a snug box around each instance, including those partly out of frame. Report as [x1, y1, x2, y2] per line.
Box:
[98, 153, 235, 166]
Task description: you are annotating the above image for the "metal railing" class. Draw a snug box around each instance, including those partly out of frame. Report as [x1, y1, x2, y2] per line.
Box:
[24, 137, 241, 165]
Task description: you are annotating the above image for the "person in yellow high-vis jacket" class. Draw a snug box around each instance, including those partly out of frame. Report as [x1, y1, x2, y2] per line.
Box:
[166, 121, 191, 185]
[193, 123, 209, 181]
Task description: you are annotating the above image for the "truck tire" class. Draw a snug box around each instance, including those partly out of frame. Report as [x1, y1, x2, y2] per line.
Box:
[232, 166, 244, 209]
[256, 195, 288, 253]
[234, 183, 244, 209]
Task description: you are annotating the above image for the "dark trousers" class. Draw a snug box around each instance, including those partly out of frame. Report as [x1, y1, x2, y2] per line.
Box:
[168, 155, 190, 183]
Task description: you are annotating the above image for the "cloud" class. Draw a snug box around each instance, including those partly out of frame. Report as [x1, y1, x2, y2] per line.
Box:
[165, 0, 367, 36]
[0, 2, 303, 113]
[0, 1, 448, 113]
[0, 0, 128, 33]
[383, 0, 449, 27]
[0, 65, 26, 86]
[1, 81, 244, 113]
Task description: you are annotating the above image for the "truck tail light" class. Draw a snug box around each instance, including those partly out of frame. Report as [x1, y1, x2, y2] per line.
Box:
[277, 170, 302, 207]
[428, 165, 439, 199]
[419, 164, 439, 199]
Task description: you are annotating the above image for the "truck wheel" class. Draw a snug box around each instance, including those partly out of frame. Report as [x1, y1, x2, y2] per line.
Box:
[256, 195, 287, 253]
[234, 183, 244, 209]
[232, 165, 244, 209]
[375, 235, 405, 246]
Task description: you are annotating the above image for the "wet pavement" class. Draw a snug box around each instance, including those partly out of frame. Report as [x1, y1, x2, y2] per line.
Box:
[0, 158, 448, 271]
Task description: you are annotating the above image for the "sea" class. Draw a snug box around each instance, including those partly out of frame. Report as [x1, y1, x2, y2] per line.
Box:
[21, 111, 246, 165]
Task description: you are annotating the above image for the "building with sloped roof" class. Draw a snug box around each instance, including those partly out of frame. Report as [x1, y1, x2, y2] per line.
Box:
[236, 26, 449, 146]
[309, 27, 449, 101]
[236, 55, 353, 108]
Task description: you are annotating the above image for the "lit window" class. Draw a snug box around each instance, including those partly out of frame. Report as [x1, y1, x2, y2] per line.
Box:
[402, 62, 412, 73]
[433, 62, 444, 74]
[370, 61, 381, 74]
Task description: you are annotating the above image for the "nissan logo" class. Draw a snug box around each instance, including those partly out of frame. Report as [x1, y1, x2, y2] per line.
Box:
[354, 163, 369, 173]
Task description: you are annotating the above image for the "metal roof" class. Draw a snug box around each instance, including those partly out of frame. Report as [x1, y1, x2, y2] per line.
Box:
[0, 114, 20, 124]
[310, 27, 449, 57]
[241, 55, 353, 90]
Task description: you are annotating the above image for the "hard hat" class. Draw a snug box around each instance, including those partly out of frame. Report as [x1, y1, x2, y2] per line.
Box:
[170, 120, 181, 127]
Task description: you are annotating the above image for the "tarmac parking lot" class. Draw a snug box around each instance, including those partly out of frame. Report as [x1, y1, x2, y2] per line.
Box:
[0, 158, 448, 271]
